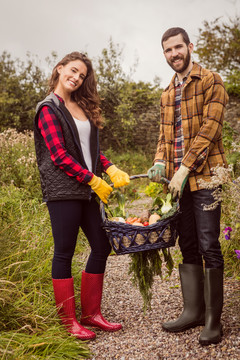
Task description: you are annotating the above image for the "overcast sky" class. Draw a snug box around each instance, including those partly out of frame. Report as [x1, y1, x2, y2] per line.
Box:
[0, 0, 239, 87]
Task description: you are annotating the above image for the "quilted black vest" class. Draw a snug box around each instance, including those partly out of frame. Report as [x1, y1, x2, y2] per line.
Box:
[34, 93, 102, 202]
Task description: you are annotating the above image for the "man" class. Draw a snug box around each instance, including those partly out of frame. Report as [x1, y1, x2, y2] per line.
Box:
[148, 27, 229, 345]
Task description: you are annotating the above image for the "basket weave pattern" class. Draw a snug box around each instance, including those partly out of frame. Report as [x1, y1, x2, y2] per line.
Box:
[101, 211, 179, 255]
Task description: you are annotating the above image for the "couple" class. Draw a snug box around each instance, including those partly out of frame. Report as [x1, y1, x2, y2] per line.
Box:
[34, 27, 228, 346]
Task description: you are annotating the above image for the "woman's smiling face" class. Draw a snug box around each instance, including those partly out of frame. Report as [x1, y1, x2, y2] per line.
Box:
[56, 60, 88, 94]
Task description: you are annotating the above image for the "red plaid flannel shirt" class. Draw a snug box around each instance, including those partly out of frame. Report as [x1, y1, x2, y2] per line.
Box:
[37, 95, 112, 184]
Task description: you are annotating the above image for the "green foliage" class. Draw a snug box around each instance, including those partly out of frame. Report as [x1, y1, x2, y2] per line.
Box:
[219, 179, 240, 278]
[129, 248, 174, 311]
[0, 52, 48, 132]
[103, 149, 153, 199]
[109, 184, 176, 311]
[144, 182, 163, 198]
[195, 16, 240, 97]
[0, 128, 42, 199]
[0, 43, 162, 150]
[222, 121, 240, 176]
[195, 16, 240, 76]
[0, 184, 90, 358]
[0, 329, 90, 359]
[221, 234, 240, 279]
[104, 148, 153, 177]
[0, 127, 90, 356]
[0, 125, 239, 355]
[95, 38, 162, 150]
[225, 69, 240, 97]
[227, 151, 240, 177]
[222, 121, 237, 152]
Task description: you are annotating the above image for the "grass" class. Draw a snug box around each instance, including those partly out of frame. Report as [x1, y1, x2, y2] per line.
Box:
[0, 184, 90, 359]
[0, 328, 91, 359]
[0, 128, 239, 358]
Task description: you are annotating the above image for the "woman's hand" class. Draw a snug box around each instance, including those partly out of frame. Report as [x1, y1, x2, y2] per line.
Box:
[106, 165, 130, 188]
[88, 175, 113, 203]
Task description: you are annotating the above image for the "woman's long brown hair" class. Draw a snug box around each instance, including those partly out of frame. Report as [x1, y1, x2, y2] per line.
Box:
[48, 52, 103, 128]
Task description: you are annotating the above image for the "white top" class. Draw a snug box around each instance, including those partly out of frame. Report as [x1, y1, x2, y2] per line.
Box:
[73, 118, 92, 172]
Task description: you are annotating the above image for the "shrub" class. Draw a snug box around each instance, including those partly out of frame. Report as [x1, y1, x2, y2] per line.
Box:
[198, 164, 240, 278]
[0, 184, 90, 358]
[0, 128, 41, 199]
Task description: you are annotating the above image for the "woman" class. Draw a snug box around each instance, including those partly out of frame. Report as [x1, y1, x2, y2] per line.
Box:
[34, 52, 130, 340]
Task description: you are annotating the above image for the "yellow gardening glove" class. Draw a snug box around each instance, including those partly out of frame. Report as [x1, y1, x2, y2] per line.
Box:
[147, 163, 166, 183]
[106, 165, 130, 188]
[168, 164, 190, 199]
[88, 175, 113, 204]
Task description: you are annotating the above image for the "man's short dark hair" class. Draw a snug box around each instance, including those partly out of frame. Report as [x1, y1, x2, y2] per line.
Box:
[161, 27, 190, 48]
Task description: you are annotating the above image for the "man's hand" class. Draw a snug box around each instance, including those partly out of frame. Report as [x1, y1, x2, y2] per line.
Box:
[106, 165, 130, 188]
[147, 163, 166, 183]
[88, 175, 113, 204]
[168, 164, 190, 199]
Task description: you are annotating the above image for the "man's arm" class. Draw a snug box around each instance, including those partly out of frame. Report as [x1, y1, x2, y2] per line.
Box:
[182, 72, 228, 173]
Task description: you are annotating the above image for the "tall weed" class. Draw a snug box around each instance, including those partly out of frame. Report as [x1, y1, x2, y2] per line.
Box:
[0, 128, 41, 199]
[198, 165, 240, 278]
[0, 126, 239, 358]
[0, 184, 90, 358]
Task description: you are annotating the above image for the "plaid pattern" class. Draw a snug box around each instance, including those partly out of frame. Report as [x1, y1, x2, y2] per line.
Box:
[38, 95, 112, 185]
[154, 63, 229, 191]
[174, 74, 207, 172]
[174, 76, 186, 171]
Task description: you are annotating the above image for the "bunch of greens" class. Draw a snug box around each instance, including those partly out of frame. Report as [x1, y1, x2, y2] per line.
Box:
[104, 191, 127, 219]
[106, 189, 177, 311]
[129, 248, 174, 311]
[151, 192, 179, 220]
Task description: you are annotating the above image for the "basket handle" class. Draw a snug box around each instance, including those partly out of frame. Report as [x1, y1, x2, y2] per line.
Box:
[100, 174, 170, 222]
[108, 174, 170, 186]
[129, 174, 170, 184]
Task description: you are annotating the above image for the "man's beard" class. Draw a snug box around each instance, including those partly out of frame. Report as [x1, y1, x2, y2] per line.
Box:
[167, 49, 191, 74]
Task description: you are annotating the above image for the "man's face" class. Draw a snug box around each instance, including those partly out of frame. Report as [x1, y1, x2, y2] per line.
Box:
[162, 34, 193, 74]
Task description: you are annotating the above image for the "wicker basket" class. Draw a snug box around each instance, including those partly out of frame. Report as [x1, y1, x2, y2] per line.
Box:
[100, 174, 180, 255]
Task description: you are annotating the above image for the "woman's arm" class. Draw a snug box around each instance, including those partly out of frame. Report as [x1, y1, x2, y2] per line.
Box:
[38, 105, 93, 184]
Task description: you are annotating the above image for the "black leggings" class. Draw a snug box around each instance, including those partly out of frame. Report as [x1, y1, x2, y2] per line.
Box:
[47, 197, 111, 279]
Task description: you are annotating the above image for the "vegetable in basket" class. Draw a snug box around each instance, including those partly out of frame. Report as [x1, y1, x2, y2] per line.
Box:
[105, 188, 178, 311]
[150, 192, 179, 220]
[160, 193, 173, 214]
[129, 248, 174, 312]
[128, 192, 178, 310]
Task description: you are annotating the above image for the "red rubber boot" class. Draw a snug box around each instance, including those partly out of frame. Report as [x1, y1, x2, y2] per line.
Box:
[52, 278, 96, 340]
[80, 271, 122, 332]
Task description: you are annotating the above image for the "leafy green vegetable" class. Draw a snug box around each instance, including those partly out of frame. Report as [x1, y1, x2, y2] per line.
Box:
[160, 202, 179, 220]
[128, 248, 174, 311]
[151, 192, 178, 219]
[104, 190, 127, 219]
[116, 191, 126, 217]
[161, 193, 173, 214]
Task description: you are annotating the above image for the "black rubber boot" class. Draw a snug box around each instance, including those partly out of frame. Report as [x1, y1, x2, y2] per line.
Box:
[162, 264, 205, 332]
[199, 268, 223, 345]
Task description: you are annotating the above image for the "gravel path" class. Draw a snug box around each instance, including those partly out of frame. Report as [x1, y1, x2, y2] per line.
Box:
[85, 253, 240, 360]
[82, 196, 240, 360]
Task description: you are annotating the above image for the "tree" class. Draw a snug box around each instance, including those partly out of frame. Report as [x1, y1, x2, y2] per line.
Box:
[0, 52, 48, 132]
[95, 39, 162, 150]
[195, 16, 240, 75]
[195, 16, 240, 96]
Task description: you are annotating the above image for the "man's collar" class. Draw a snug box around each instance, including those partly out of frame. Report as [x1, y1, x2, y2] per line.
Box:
[174, 70, 191, 86]
[168, 62, 202, 90]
